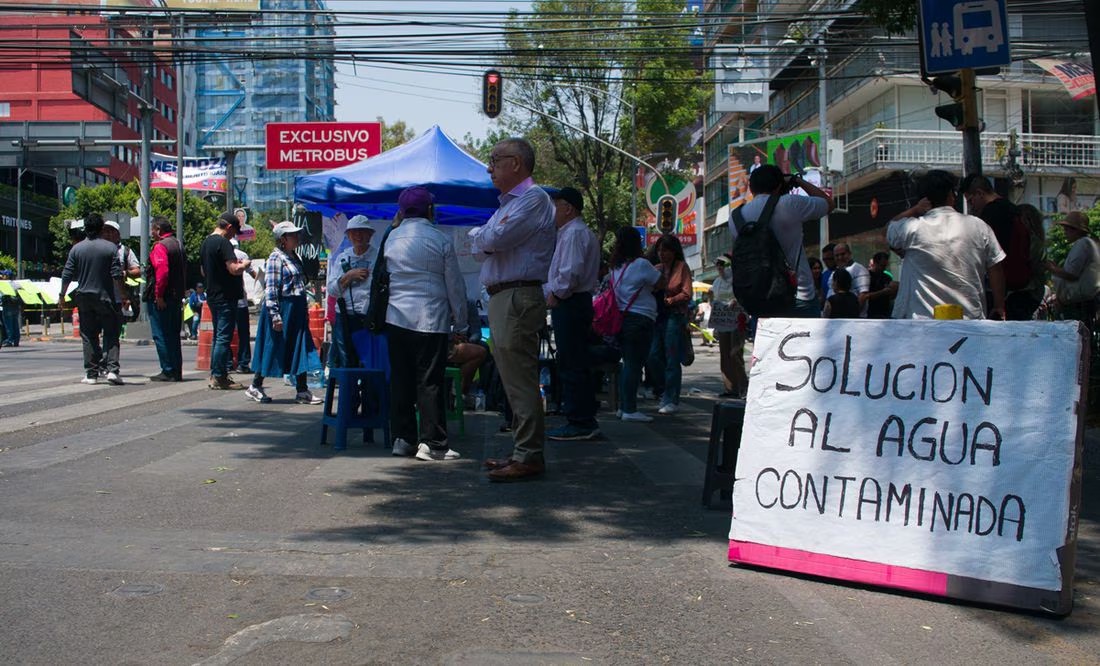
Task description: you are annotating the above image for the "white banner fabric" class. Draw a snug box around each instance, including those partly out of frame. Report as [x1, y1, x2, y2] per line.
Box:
[730, 319, 1081, 591]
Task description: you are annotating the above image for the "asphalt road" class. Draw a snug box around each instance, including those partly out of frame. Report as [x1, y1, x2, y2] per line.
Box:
[0, 337, 1097, 665]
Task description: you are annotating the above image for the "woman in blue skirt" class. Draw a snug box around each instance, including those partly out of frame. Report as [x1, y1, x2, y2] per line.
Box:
[246, 221, 323, 405]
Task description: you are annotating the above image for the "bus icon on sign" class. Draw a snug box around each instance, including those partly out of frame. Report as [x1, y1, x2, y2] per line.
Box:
[954, 0, 1003, 55]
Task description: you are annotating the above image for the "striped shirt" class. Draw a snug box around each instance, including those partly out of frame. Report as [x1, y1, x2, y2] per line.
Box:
[262, 248, 307, 325]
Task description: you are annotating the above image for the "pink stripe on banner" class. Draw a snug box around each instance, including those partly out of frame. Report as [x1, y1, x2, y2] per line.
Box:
[729, 540, 949, 596]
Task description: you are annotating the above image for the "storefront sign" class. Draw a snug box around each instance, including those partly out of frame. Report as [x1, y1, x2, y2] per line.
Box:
[265, 122, 382, 171]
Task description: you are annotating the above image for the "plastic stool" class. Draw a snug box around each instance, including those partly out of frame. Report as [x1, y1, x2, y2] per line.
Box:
[702, 400, 745, 510]
[320, 368, 390, 451]
[443, 366, 464, 437]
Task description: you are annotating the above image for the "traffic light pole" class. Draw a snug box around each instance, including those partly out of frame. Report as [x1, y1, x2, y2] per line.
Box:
[960, 68, 982, 177]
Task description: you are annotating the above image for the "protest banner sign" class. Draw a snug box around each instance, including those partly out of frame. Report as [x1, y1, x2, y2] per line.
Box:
[729, 319, 1085, 614]
[708, 302, 741, 331]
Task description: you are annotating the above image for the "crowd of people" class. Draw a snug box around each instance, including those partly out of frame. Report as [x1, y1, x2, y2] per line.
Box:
[52, 140, 1097, 483]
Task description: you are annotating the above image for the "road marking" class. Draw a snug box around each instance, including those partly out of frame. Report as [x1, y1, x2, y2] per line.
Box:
[0, 380, 210, 435]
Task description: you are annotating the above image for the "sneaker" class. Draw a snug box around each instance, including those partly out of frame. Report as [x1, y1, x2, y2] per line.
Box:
[658, 403, 680, 415]
[621, 411, 653, 423]
[415, 442, 461, 461]
[295, 390, 323, 405]
[81, 376, 97, 385]
[547, 424, 601, 441]
[106, 372, 123, 386]
[209, 376, 245, 390]
[392, 438, 416, 457]
[615, 409, 623, 419]
[245, 385, 272, 404]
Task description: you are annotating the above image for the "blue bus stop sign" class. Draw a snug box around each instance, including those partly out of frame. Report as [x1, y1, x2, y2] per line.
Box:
[919, 0, 1011, 75]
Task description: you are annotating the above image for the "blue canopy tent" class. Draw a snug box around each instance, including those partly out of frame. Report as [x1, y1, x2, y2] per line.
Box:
[294, 125, 499, 226]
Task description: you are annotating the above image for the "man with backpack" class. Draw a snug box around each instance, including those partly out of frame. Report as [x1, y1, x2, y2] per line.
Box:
[962, 175, 1036, 320]
[731, 164, 834, 318]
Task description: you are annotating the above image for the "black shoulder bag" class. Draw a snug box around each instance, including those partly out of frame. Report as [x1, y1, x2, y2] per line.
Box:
[365, 225, 394, 333]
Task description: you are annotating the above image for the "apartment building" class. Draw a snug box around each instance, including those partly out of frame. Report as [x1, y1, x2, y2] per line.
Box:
[700, 0, 1096, 277]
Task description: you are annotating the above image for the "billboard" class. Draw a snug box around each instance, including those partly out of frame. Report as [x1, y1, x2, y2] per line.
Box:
[729, 319, 1085, 614]
[265, 122, 383, 171]
[714, 47, 769, 113]
[150, 153, 227, 191]
[728, 130, 825, 211]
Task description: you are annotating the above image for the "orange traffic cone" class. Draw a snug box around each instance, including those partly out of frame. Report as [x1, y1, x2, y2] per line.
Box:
[195, 306, 213, 370]
[72, 307, 80, 339]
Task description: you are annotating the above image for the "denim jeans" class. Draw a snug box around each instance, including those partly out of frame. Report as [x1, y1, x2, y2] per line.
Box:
[619, 312, 655, 414]
[209, 300, 236, 378]
[234, 306, 252, 368]
[148, 300, 183, 376]
[551, 292, 597, 429]
[658, 312, 687, 405]
[790, 297, 821, 318]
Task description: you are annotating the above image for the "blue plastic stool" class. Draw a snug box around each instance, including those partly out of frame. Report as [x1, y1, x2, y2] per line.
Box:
[320, 367, 390, 451]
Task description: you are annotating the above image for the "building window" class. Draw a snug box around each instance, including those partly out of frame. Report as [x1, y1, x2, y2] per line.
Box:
[0, 102, 8, 117]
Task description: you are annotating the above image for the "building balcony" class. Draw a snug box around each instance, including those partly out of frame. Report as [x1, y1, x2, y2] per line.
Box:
[837, 128, 1100, 192]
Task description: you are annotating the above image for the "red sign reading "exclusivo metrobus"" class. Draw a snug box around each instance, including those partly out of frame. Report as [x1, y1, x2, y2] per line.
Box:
[265, 122, 382, 171]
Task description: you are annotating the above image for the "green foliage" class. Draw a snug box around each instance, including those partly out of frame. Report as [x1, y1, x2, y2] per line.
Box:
[856, 0, 919, 36]
[1046, 205, 1100, 267]
[50, 182, 222, 266]
[377, 117, 417, 151]
[499, 0, 706, 241]
[0, 253, 16, 272]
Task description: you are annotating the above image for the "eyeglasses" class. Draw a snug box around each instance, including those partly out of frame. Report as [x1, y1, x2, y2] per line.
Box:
[488, 154, 518, 168]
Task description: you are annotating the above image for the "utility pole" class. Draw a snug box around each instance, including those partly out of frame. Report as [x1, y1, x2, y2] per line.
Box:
[139, 26, 154, 270]
[816, 40, 830, 246]
[959, 68, 982, 177]
[175, 13, 186, 251]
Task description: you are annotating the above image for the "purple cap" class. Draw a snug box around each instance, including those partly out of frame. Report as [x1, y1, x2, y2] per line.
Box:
[398, 186, 434, 218]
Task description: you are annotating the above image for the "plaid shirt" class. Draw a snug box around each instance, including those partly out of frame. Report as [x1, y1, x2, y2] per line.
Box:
[263, 248, 307, 325]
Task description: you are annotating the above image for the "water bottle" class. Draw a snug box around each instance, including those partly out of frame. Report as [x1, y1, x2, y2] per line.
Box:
[474, 389, 486, 412]
[308, 368, 325, 389]
[539, 367, 551, 412]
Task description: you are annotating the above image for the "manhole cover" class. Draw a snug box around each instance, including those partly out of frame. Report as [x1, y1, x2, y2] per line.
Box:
[504, 593, 546, 604]
[110, 583, 164, 598]
[304, 587, 352, 602]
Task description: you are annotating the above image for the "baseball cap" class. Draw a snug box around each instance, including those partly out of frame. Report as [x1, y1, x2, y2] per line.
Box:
[551, 186, 584, 213]
[104, 220, 120, 231]
[218, 211, 241, 229]
[398, 186, 434, 218]
[272, 220, 304, 239]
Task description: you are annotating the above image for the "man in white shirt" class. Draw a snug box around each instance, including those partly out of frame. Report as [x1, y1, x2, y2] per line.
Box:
[469, 138, 556, 482]
[888, 169, 1006, 319]
[545, 187, 601, 442]
[832, 243, 870, 316]
[385, 186, 468, 461]
[737, 164, 834, 317]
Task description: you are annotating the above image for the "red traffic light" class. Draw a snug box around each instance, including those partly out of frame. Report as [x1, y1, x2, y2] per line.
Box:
[482, 69, 503, 119]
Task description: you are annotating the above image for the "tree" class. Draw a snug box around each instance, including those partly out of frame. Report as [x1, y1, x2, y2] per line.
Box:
[50, 182, 222, 270]
[856, 0, 919, 36]
[499, 0, 707, 241]
[377, 117, 417, 151]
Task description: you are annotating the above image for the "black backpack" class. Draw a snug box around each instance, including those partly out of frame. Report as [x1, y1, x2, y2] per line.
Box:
[730, 195, 798, 317]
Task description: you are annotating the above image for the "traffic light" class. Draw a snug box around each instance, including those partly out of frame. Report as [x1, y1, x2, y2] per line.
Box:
[931, 74, 966, 130]
[482, 69, 502, 118]
[657, 194, 677, 234]
[935, 102, 965, 129]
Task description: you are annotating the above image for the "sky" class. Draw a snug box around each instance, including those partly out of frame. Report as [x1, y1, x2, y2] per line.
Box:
[330, 1, 531, 143]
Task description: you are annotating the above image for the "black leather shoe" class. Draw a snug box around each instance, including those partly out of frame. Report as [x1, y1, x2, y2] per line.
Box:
[149, 372, 172, 382]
